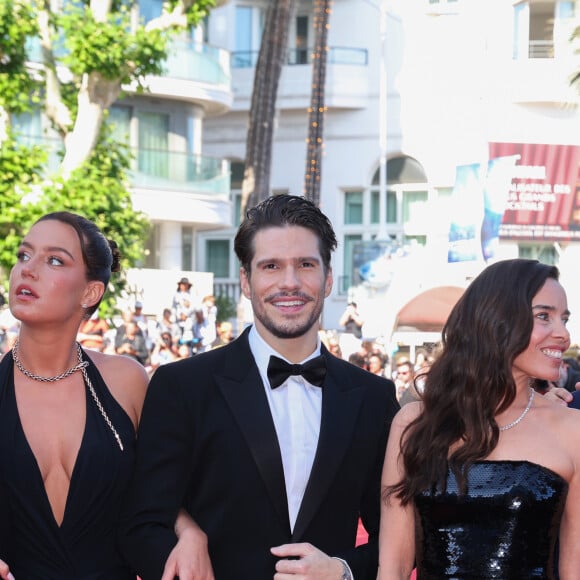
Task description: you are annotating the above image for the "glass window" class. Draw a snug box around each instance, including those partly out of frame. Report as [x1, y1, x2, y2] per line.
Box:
[12, 109, 42, 144]
[235, 6, 253, 53]
[387, 190, 397, 223]
[230, 161, 245, 227]
[108, 106, 131, 144]
[144, 223, 160, 269]
[137, 111, 169, 177]
[518, 244, 557, 265]
[206, 240, 230, 278]
[344, 191, 363, 224]
[182, 226, 193, 271]
[403, 191, 428, 223]
[139, 0, 163, 24]
[295, 15, 309, 64]
[234, 6, 264, 66]
[371, 190, 397, 223]
[343, 234, 363, 292]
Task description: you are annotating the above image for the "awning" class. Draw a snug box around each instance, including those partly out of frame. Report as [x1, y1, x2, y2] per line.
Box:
[395, 285, 465, 333]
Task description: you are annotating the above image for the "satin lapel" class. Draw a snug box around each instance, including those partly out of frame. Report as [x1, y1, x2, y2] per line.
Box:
[292, 355, 364, 539]
[216, 335, 291, 533]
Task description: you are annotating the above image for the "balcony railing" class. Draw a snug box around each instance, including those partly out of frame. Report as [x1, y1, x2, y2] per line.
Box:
[528, 40, 555, 59]
[11, 135, 230, 196]
[131, 148, 230, 196]
[164, 40, 231, 86]
[232, 46, 368, 69]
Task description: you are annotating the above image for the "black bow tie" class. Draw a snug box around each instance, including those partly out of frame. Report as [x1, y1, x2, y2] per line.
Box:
[267, 355, 327, 389]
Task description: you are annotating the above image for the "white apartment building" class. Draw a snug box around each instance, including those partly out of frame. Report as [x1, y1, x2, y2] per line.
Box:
[16, 0, 579, 347]
[200, 0, 580, 348]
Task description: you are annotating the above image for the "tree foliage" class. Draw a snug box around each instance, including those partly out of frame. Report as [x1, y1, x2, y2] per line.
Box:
[0, 0, 215, 314]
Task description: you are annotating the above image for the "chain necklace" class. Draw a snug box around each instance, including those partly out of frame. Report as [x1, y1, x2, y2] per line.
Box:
[499, 387, 535, 431]
[11, 339, 124, 451]
[12, 339, 88, 382]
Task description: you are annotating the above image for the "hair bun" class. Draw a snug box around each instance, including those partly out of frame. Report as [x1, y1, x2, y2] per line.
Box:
[108, 239, 121, 273]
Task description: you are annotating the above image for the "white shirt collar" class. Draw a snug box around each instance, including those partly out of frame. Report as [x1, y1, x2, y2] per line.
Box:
[248, 325, 322, 376]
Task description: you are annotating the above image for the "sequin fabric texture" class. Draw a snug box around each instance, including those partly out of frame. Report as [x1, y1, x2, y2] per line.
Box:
[414, 461, 568, 579]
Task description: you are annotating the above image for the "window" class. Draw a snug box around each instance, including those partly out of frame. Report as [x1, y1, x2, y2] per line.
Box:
[230, 161, 245, 227]
[342, 234, 363, 293]
[108, 106, 131, 144]
[144, 223, 160, 269]
[139, 0, 163, 23]
[206, 240, 231, 278]
[371, 190, 397, 224]
[137, 112, 169, 177]
[234, 5, 265, 67]
[518, 244, 558, 265]
[426, 0, 460, 14]
[182, 226, 193, 271]
[403, 191, 428, 223]
[344, 191, 363, 224]
[294, 15, 309, 64]
[513, 0, 574, 59]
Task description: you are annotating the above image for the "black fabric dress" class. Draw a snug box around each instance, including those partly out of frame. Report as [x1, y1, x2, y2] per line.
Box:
[414, 461, 568, 579]
[0, 350, 136, 579]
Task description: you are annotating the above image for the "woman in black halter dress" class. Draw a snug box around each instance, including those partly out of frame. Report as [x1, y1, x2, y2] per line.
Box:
[0, 213, 205, 579]
[379, 259, 580, 579]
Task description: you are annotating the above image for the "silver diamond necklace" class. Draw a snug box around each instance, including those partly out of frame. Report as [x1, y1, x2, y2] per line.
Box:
[499, 387, 535, 431]
[12, 339, 124, 451]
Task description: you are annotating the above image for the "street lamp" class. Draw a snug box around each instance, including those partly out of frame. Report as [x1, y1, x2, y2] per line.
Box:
[378, 0, 388, 240]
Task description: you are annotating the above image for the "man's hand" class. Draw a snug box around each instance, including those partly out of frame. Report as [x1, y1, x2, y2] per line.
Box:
[161, 524, 215, 580]
[270, 543, 345, 579]
[0, 559, 14, 580]
[543, 385, 573, 406]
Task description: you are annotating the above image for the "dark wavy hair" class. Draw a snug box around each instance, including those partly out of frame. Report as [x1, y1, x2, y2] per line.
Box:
[36, 212, 121, 316]
[385, 259, 560, 504]
[234, 195, 337, 275]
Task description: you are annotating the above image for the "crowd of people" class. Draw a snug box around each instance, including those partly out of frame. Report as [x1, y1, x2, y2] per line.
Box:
[0, 281, 237, 377]
[0, 195, 580, 580]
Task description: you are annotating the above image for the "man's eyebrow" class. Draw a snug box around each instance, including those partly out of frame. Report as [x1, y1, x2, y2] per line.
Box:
[255, 256, 321, 266]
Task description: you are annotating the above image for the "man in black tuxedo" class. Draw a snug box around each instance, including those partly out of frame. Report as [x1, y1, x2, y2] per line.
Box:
[119, 195, 399, 580]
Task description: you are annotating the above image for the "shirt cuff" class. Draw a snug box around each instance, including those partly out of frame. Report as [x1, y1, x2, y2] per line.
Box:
[332, 556, 354, 580]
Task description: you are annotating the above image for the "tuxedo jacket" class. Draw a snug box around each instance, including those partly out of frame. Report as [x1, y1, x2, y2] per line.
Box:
[119, 327, 399, 580]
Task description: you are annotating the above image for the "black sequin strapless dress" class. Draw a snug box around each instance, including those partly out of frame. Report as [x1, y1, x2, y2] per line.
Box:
[414, 461, 568, 579]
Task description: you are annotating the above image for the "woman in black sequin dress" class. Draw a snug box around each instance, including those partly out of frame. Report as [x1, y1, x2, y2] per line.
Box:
[378, 259, 580, 579]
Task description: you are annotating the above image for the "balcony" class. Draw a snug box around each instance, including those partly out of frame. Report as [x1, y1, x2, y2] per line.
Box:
[230, 45, 370, 111]
[12, 135, 232, 226]
[143, 40, 233, 114]
[129, 149, 231, 225]
[509, 40, 578, 104]
[232, 46, 368, 68]
[25, 38, 233, 115]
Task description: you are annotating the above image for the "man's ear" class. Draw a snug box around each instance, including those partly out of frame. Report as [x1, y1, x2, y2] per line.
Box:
[240, 267, 251, 300]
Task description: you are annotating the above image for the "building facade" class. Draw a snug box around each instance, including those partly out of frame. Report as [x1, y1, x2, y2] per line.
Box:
[201, 0, 580, 346]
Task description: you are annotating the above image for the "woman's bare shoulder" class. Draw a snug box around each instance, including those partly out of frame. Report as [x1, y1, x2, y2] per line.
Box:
[83, 350, 149, 425]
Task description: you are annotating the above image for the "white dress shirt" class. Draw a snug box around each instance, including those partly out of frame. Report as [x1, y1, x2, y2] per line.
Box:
[248, 326, 322, 531]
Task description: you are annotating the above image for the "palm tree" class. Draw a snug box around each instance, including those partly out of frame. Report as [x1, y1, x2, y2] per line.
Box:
[240, 0, 297, 214]
[303, 0, 332, 205]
